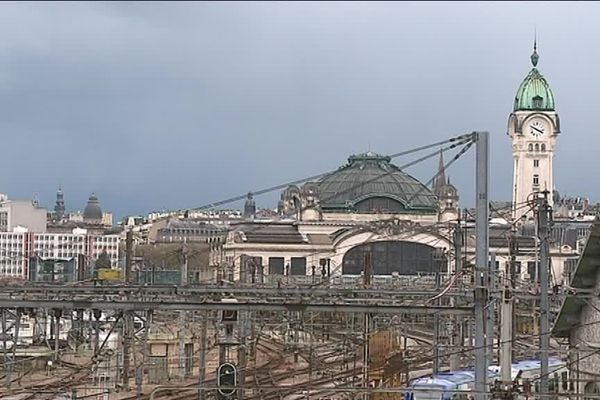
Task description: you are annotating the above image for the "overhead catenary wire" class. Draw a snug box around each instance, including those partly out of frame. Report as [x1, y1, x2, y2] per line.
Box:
[117, 133, 476, 279]
[196, 135, 478, 288]
[191, 133, 475, 211]
[3, 278, 597, 397]
[2, 130, 586, 395]
[0, 134, 476, 282]
[212, 136, 475, 255]
[405, 139, 475, 206]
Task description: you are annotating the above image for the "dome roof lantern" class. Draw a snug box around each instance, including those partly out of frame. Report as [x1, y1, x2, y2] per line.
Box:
[513, 41, 555, 111]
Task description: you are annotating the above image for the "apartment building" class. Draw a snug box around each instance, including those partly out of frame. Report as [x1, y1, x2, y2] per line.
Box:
[0, 228, 120, 279]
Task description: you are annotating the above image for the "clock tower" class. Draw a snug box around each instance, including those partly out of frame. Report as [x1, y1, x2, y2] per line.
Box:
[507, 41, 560, 220]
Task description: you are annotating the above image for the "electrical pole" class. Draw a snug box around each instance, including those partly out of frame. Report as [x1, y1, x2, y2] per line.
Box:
[238, 317, 247, 400]
[363, 249, 372, 400]
[486, 253, 496, 368]
[474, 131, 490, 400]
[77, 253, 86, 282]
[450, 221, 463, 371]
[8, 308, 21, 391]
[181, 239, 189, 286]
[537, 191, 551, 398]
[93, 309, 101, 356]
[122, 229, 133, 390]
[180, 240, 189, 381]
[53, 309, 61, 363]
[139, 309, 152, 400]
[2, 309, 8, 389]
[500, 234, 516, 389]
[179, 309, 186, 381]
[122, 311, 132, 390]
[433, 258, 441, 375]
[125, 229, 133, 284]
[238, 258, 248, 400]
[198, 310, 208, 400]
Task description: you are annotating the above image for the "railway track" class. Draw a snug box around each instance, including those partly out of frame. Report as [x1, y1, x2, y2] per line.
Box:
[3, 316, 435, 400]
[2, 365, 94, 400]
[112, 336, 290, 400]
[139, 334, 363, 400]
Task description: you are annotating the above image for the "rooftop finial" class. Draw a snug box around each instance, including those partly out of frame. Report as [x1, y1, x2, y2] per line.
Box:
[531, 29, 539, 67]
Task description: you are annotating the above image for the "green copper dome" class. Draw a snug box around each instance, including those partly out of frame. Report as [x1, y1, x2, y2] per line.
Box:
[513, 46, 555, 111]
[315, 152, 438, 214]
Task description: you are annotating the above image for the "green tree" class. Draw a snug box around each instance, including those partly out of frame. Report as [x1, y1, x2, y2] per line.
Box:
[95, 251, 111, 270]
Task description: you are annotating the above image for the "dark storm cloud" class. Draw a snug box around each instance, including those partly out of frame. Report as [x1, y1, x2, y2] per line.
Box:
[0, 2, 597, 219]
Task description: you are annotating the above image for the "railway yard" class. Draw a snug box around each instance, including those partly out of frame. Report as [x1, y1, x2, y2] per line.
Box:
[0, 131, 592, 400]
[0, 276, 478, 400]
[0, 270, 568, 400]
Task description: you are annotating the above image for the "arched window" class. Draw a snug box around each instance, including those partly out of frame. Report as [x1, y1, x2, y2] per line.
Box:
[541, 143, 546, 152]
[535, 144, 540, 151]
[355, 197, 406, 213]
[342, 241, 447, 275]
[528, 144, 533, 151]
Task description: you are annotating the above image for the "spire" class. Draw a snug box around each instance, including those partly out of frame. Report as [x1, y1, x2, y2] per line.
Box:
[514, 32, 555, 111]
[433, 149, 447, 195]
[54, 186, 65, 220]
[531, 31, 539, 67]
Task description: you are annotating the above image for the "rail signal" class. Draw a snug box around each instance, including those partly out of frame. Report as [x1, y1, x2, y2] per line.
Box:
[217, 362, 237, 397]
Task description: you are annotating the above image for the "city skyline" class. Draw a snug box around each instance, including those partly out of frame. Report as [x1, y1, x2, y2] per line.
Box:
[1, 2, 598, 219]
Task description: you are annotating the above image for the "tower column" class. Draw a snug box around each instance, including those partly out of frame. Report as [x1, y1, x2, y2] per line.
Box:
[508, 42, 559, 221]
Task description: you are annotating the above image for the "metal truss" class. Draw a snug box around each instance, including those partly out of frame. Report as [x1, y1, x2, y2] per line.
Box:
[0, 284, 473, 315]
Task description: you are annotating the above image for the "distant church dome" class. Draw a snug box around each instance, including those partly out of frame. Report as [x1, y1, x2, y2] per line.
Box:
[83, 193, 103, 222]
[514, 43, 555, 111]
[315, 152, 438, 214]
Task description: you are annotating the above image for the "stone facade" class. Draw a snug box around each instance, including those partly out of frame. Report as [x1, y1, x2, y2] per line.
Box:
[508, 45, 560, 220]
[223, 152, 457, 282]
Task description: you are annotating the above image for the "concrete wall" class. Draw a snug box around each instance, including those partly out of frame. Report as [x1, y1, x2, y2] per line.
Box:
[0, 200, 47, 233]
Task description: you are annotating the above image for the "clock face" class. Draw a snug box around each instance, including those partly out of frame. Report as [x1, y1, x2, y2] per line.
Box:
[529, 120, 546, 137]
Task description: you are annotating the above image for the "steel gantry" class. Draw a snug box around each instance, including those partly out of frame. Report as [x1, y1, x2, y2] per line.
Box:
[0, 284, 472, 315]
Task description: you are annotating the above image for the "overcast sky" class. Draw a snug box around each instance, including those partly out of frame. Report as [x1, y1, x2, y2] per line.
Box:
[0, 2, 597, 220]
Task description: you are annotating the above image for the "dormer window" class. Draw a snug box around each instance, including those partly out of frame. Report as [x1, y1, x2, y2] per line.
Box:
[532, 95, 543, 109]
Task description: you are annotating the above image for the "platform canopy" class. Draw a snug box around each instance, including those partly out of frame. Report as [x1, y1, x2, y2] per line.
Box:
[552, 218, 600, 338]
